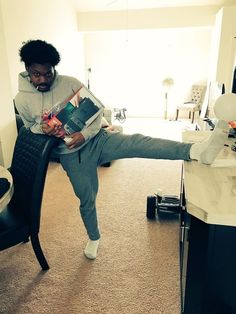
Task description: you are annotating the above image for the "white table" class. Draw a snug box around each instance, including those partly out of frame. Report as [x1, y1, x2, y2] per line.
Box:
[183, 131, 236, 226]
[0, 166, 14, 212]
[180, 131, 236, 314]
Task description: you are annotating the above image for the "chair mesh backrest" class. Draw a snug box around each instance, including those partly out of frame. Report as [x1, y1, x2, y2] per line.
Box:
[9, 127, 58, 232]
[191, 85, 206, 104]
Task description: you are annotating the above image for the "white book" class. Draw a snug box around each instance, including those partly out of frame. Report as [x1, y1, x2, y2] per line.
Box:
[46, 85, 104, 136]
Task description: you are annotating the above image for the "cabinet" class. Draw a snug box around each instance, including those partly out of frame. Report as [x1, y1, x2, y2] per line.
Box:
[180, 131, 236, 314]
[180, 197, 236, 314]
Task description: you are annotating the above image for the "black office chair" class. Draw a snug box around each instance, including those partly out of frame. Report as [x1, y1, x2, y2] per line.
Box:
[0, 126, 59, 270]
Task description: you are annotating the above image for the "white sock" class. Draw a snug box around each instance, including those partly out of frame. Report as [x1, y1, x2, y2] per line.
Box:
[84, 239, 100, 260]
[190, 120, 228, 165]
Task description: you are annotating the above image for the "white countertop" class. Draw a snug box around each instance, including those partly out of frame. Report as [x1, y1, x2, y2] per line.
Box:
[182, 131, 236, 226]
[0, 166, 14, 212]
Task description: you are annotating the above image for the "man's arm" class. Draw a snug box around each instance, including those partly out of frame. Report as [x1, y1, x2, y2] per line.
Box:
[80, 110, 103, 141]
[64, 110, 103, 149]
[14, 102, 44, 134]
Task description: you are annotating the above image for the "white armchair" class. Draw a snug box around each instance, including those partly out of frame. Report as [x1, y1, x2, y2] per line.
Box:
[101, 108, 123, 167]
[102, 108, 123, 133]
[175, 85, 206, 123]
[103, 108, 112, 125]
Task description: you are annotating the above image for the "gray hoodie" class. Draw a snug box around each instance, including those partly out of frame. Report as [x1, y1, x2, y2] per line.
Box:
[14, 71, 103, 154]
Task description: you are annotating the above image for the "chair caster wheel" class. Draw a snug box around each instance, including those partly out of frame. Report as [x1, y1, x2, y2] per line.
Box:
[146, 196, 156, 219]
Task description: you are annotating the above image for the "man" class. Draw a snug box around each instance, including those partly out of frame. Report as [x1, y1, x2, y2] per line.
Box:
[15, 39, 229, 259]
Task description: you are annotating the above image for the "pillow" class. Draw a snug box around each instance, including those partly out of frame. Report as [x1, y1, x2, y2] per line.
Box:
[101, 116, 110, 127]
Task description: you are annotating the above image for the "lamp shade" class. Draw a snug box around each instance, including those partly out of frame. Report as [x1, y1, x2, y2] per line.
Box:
[162, 77, 174, 87]
[214, 93, 236, 121]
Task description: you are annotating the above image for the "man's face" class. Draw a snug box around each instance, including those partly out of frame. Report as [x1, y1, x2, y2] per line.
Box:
[26, 63, 55, 92]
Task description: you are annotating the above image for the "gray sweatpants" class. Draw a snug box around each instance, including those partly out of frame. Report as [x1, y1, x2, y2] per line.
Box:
[59, 129, 192, 240]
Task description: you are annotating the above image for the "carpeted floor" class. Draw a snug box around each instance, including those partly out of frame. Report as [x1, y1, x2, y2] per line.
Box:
[0, 118, 193, 314]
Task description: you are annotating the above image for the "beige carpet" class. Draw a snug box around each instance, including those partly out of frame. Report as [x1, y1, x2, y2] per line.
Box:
[0, 119, 192, 314]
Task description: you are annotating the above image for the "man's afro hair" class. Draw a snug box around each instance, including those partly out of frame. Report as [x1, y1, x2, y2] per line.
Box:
[19, 39, 61, 67]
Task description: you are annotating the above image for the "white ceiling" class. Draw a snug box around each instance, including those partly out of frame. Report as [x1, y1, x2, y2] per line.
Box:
[72, 0, 236, 12]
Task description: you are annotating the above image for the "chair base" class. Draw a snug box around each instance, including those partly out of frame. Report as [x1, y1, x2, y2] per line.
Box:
[175, 109, 200, 124]
[31, 234, 49, 270]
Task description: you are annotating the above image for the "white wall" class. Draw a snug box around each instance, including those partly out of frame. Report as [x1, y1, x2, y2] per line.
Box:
[84, 27, 212, 118]
[211, 6, 236, 92]
[0, 0, 85, 166]
[1, 0, 85, 96]
[199, 6, 236, 119]
[77, 6, 219, 31]
[0, 2, 17, 167]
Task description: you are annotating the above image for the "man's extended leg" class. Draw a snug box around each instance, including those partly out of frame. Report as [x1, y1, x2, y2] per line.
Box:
[98, 132, 192, 165]
[98, 122, 228, 166]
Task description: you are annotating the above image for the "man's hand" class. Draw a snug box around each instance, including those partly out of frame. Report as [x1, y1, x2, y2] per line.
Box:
[64, 132, 85, 149]
[41, 122, 64, 137]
